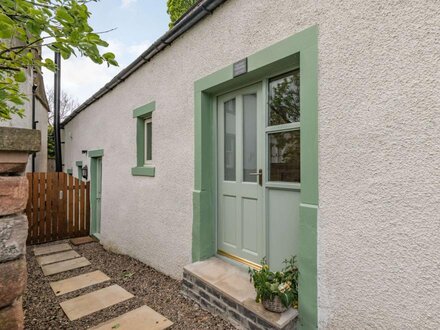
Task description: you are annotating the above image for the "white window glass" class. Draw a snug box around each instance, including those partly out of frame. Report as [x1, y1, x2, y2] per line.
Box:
[144, 118, 152, 164]
[243, 94, 257, 182]
[224, 98, 236, 181]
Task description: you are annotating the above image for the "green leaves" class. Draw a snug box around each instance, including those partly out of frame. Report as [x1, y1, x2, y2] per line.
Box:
[249, 256, 299, 308]
[56, 7, 75, 24]
[102, 52, 117, 66]
[0, 0, 119, 121]
[0, 13, 14, 38]
[167, 0, 197, 28]
[13, 71, 26, 83]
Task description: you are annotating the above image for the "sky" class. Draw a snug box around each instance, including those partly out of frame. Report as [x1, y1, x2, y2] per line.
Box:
[43, 0, 169, 104]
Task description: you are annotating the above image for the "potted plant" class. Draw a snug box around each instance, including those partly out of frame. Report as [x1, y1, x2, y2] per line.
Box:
[249, 256, 298, 313]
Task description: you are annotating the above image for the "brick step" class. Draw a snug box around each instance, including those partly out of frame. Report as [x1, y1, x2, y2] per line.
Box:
[182, 257, 298, 330]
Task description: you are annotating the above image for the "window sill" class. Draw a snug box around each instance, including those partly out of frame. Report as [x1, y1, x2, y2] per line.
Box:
[131, 166, 155, 177]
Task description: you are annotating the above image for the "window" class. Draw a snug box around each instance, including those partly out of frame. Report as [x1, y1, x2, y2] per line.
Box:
[144, 118, 152, 164]
[224, 98, 236, 181]
[267, 70, 300, 183]
[132, 101, 155, 177]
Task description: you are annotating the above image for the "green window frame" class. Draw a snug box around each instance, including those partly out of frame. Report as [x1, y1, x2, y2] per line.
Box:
[131, 101, 155, 177]
[66, 168, 73, 175]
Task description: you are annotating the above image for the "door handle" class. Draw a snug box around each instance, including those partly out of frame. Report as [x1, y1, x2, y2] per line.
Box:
[249, 169, 263, 186]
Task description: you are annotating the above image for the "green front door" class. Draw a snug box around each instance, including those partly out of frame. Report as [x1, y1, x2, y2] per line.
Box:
[217, 83, 265, 266]
[91, 156, 102, 237]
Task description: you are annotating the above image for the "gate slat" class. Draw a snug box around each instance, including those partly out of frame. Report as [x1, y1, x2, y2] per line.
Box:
[74, 177, 80, 237]
[46, 173, 53, 242]
[34, 173, 46, 243]
[60, 172, 67, 239]
[69, 174, 74, 236]
[54, 173, 60, 240]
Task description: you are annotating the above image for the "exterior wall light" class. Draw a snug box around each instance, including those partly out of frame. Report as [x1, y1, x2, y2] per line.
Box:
[82, 165, 88, 180]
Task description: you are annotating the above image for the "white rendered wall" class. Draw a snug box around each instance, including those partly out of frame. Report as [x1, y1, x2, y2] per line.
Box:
[63, 0, 440, 328]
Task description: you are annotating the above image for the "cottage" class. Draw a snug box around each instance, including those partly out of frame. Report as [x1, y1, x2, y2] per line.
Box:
[61, 0, 440, 329]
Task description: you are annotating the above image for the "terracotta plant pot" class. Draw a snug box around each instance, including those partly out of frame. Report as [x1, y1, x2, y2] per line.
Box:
[262, 296, 288, 313]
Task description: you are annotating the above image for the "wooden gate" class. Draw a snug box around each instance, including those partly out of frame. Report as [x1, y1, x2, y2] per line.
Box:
[26, 172, 90, 244]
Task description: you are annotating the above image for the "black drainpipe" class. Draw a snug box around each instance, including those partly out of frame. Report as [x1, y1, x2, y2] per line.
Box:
[31, 82, 37, 172]
[54, 52, 62, 172]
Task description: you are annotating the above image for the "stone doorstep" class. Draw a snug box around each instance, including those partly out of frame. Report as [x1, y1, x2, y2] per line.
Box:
[89, 305, 173, 330]
[41, 257, 91, 276]
[36, 250, 80, 266]
[60, 284, 134, 321]
[33, 243, 72, 256]
[50, 270, 110, 296]
[183, 257, 298, 330]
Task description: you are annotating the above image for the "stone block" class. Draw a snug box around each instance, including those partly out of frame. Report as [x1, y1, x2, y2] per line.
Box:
[0, 127, 40, 153]
[0, 214, 28, 263]
[0, 151, 29, 174]
[0, 258, 27, 308]
[0, 177, 28, 216]
[0, 298, 24, 330]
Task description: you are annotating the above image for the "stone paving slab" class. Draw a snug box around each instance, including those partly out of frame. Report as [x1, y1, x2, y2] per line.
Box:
[60, 285, 134, 321]
[36, 250, 80, 266]
[33, 243, 72, 256]
[70, 236, 96, 246]
[50, 270, 110, 296]
[89, 305, 173, 330]
[41, 257, 91, 276]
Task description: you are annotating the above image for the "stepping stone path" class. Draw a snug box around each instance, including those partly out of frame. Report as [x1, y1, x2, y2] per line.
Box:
[41, 257, 91, 276]
[50, 270, 110, 296]
[34, 243, 72, 256]
[33, 241, 172, 328]
[60, 285, 134, 321]
[36, 250, 80, 266]
[90, 305, 173, 330]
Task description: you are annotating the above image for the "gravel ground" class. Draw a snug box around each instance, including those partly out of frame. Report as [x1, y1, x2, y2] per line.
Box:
[23, 240, 235, 329]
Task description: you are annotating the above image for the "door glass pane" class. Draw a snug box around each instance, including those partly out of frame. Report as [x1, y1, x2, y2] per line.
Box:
[243, 94, 257, 182]
[224, 98, 236, 181]
[268, 70, 300, 126]
[269, 130, 300, 182]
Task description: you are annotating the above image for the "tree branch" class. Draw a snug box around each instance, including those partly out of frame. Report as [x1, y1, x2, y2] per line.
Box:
[0, 66, 21, 71]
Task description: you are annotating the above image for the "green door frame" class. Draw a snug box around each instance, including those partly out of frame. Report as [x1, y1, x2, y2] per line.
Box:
[192, 26, 318, 329]
[88, 149, 104, 238]
[76, 161, 83, 181]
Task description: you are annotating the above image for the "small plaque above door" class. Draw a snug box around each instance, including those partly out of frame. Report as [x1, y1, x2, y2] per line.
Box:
[233, 58, 248, 77]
